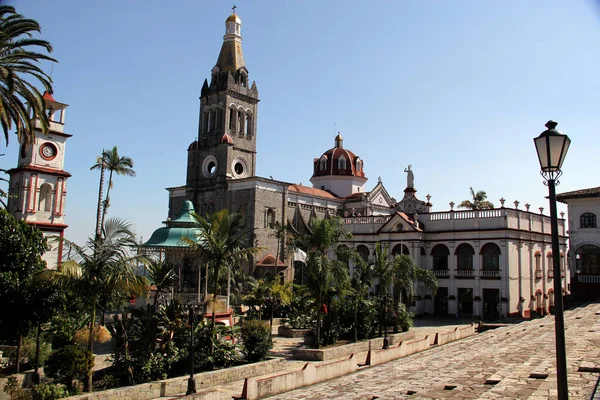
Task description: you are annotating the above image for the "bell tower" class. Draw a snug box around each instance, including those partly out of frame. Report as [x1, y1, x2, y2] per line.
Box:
[7, 91, 71, 269]
[186, 8, 259, 201]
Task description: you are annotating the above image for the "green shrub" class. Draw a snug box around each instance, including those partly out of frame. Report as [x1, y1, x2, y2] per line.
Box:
[22, 334, 52, 368]
[30, 382, 68, 400]
[44, 345, 93, 391]
[3, 375, 30, 400]
[393, 302, 413, 332]
[240, 320, 272, 362]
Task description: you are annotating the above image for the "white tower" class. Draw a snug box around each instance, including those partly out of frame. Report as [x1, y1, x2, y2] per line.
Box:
[7, 91, 71, 269]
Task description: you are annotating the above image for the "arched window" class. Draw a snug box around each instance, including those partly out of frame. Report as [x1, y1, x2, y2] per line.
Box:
[580, 213, 597, 228]
[265, 208, 275, 228]
[38, 183, 53, 212]
[455, 243, 474, 270]
[391, 244, 409, 256]
[431, 244, 450, 270]
[238, 110, 245, 134]
[356, 245, 369, 262]
[320, 157, 327, 171]
[355, 158, 362, 173]
[229, 108, 236, 131]
[245, 114, 252, 136]
[481, 243, 501, 270]
[576, 244, 600, 275]
[338, 156, 346, 170]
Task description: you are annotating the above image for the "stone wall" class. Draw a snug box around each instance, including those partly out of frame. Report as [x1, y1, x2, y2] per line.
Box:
[66, 358, 285, 400]
[369, 336, 431, 366]
[433, 324, 475, 346]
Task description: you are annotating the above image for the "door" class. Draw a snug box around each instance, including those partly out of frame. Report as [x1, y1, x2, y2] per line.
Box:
[457, 288, 473, 317]
[434, 287, 448, 316]
[482, 289, 500, 321]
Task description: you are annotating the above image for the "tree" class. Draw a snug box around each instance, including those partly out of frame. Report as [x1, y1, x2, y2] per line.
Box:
[189, 209, 259, 357]
[349, 253, 373, 342]
[90, 147, 136, 239]
[0, 209, 48, 373]
[39, 218, 148, 392]
[298, 217, 351, 348]
[391, 253, 438, 333]
[372, 242, 394, 337]
[146, 260, 177, 309]
[458, 187, 494, 210]
[0, 5, 57, 147]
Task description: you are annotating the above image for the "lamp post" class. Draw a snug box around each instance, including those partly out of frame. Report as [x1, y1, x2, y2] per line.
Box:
[186, 305, 197, 395]
[534, 120, 570, 400]
[382, 294, 389, 349]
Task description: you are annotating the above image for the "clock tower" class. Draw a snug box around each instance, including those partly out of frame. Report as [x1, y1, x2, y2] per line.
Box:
[7, 91, 71, 269]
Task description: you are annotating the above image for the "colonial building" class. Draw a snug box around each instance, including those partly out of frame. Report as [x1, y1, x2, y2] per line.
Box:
[6, 91, 71, 269]
[146, 10, 568, 320]
[557, 186, 600, 300]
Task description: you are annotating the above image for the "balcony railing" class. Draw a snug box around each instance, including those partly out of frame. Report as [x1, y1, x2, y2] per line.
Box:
[455, 269, 474, 278]
[432, 269, 449, 278]
[535, 270, 543, 279]
[547, 269, 554, 278]
[577, 274, 600, 284]
[480, 269, 500, 279]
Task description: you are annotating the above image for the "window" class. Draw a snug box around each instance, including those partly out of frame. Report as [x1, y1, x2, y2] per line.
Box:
[356, 158, 362, 172]
[535, 251, 542, 271]
[38, 183, 53, 212]
[265, 208, 275, 228]
[320, 157, 327, 170]
[456, 243, 474, 270]
[229, 108, 235, 130]
[245, 114, 252, 135]
[576, 244, 600, 275]
[356, 245, 369, 262]
[392, 243, 409, 256]
[338, 156, 346, 170]
[431, 244, 449, 270]
[481, 243, 501, 270]
[580, 213, 597, 228]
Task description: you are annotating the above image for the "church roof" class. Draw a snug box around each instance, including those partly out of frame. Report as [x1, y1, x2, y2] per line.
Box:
[256, 254, 286, 267]
[288, 184, 339, 199]
[557, 186, 600, 203]
[143, 201, 200, 248]
[312, 134, 365, 179]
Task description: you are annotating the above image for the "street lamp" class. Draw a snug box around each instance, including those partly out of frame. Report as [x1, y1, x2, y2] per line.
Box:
[533, 120, 570, 400]
[186, 305, 197, 395]
[382, 294, 389, 349]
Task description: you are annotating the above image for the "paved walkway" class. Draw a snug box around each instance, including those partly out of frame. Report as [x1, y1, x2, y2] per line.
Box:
[270, 303, 600, 399]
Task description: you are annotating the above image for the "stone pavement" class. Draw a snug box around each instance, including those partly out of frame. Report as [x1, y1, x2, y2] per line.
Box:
[270, 303, 600, 400]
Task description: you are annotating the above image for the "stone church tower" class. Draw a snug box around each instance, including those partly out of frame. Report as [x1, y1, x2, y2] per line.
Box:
[185, 10, 259, 216]
[6, 91, 71, 269]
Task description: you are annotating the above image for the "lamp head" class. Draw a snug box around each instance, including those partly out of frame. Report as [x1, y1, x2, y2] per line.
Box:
[534, 120, 570, 182]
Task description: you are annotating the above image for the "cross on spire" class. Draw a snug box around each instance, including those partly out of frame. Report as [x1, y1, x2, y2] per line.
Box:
[232, 4, 237, 14]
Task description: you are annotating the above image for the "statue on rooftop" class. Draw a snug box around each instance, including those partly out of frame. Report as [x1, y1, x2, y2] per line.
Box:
[404, 165, 414, 188]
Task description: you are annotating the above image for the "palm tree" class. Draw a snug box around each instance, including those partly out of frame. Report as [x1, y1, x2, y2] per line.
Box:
[39, 218, 148, 392]
[391, 254, 438, 333]
[298, 217, 351, 348]
[459, 187, 494, 210]
[0, 5, 56, 146]
[146, 260, 177, 309]
[189, 209, 259, 355]
[349, 253, 373, 342]
[372, 243, 394, 337]
[90, 147, 136, 238]
[244, 278, 273, 321]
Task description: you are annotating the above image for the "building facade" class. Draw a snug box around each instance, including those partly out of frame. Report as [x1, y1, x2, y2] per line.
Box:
[146, 10, 568, 319]
[6, 91, 71, 270]
[557, 186, 600, 300]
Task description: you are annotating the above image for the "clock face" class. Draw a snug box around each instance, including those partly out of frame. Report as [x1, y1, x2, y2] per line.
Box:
[39, 143, 58, 161]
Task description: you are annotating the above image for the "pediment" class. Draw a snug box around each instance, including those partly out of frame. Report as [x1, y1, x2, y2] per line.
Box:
[378, 212, 419, 233]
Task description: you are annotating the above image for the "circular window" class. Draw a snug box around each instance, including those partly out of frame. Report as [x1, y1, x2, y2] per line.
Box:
[202, 156, 218, 178]
[232, 157, 248, 178]
[39, 142, 58, 161]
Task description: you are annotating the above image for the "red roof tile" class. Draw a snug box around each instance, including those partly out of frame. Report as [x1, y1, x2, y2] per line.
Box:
[288, 184, 339, 199]
[43, 91, 56, 102]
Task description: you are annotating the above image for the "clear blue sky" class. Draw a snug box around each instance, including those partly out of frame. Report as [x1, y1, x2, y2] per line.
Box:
[3, 0, 599, 245]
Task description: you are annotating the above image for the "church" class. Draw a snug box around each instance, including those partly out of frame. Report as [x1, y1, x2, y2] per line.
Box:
[145, 10, 568, 320]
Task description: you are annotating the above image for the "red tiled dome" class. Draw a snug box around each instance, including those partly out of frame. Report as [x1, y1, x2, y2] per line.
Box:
[219, 133, 234, 145]
[312, 137, 365, 179]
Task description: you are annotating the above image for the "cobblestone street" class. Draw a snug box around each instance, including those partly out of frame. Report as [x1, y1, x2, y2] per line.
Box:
[270, 303, 600, 400]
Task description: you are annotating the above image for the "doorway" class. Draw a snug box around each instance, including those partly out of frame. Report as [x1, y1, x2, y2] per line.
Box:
[457, 288, 473, 317]
[434, 287, 448, 316]
[482, 288, 500, 321]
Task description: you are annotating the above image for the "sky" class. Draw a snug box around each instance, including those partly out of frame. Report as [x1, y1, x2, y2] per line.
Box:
[2, 0, 600, 246]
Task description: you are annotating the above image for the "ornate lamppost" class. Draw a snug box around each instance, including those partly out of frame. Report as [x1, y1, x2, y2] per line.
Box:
[533, 120, 570, 400]
[186, 305, 197, 395]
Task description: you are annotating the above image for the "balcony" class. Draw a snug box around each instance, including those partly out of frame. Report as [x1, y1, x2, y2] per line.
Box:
[547, 269, 554, 278]
[480, 269, 501, 279]
[432, 269, 449, 279]
[535, 270, 543, 279]
[455, 269, 474, 279]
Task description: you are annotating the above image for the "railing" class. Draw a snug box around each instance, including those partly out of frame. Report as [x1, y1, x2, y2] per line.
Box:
[577, 274, 600, 283]
[547, 269, 554, 278]
[432, 269, 449, 278]
[428, 209, 503, 221]
[535, 270, 543, 279]
[343, 216, 391, 225]
[455, 269, 474, 278]
[480, 269, 500, 279]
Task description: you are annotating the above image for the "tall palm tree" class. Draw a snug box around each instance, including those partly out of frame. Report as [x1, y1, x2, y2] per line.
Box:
[372, 242, 394, 337]
[146, 260, 177, 309]
[90, 147, 136, 238]
[349, 253, 373, 342]
[0, 5, 56, 146]
[189, 209, 259, 355]
[39, 218, 148, 392]
[459, 187, 494, 210]
[298, 217, 351, 348]
[391, 254, 438, 333]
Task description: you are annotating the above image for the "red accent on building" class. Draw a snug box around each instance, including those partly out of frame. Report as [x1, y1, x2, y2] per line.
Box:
[8, 165, 72, 178]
